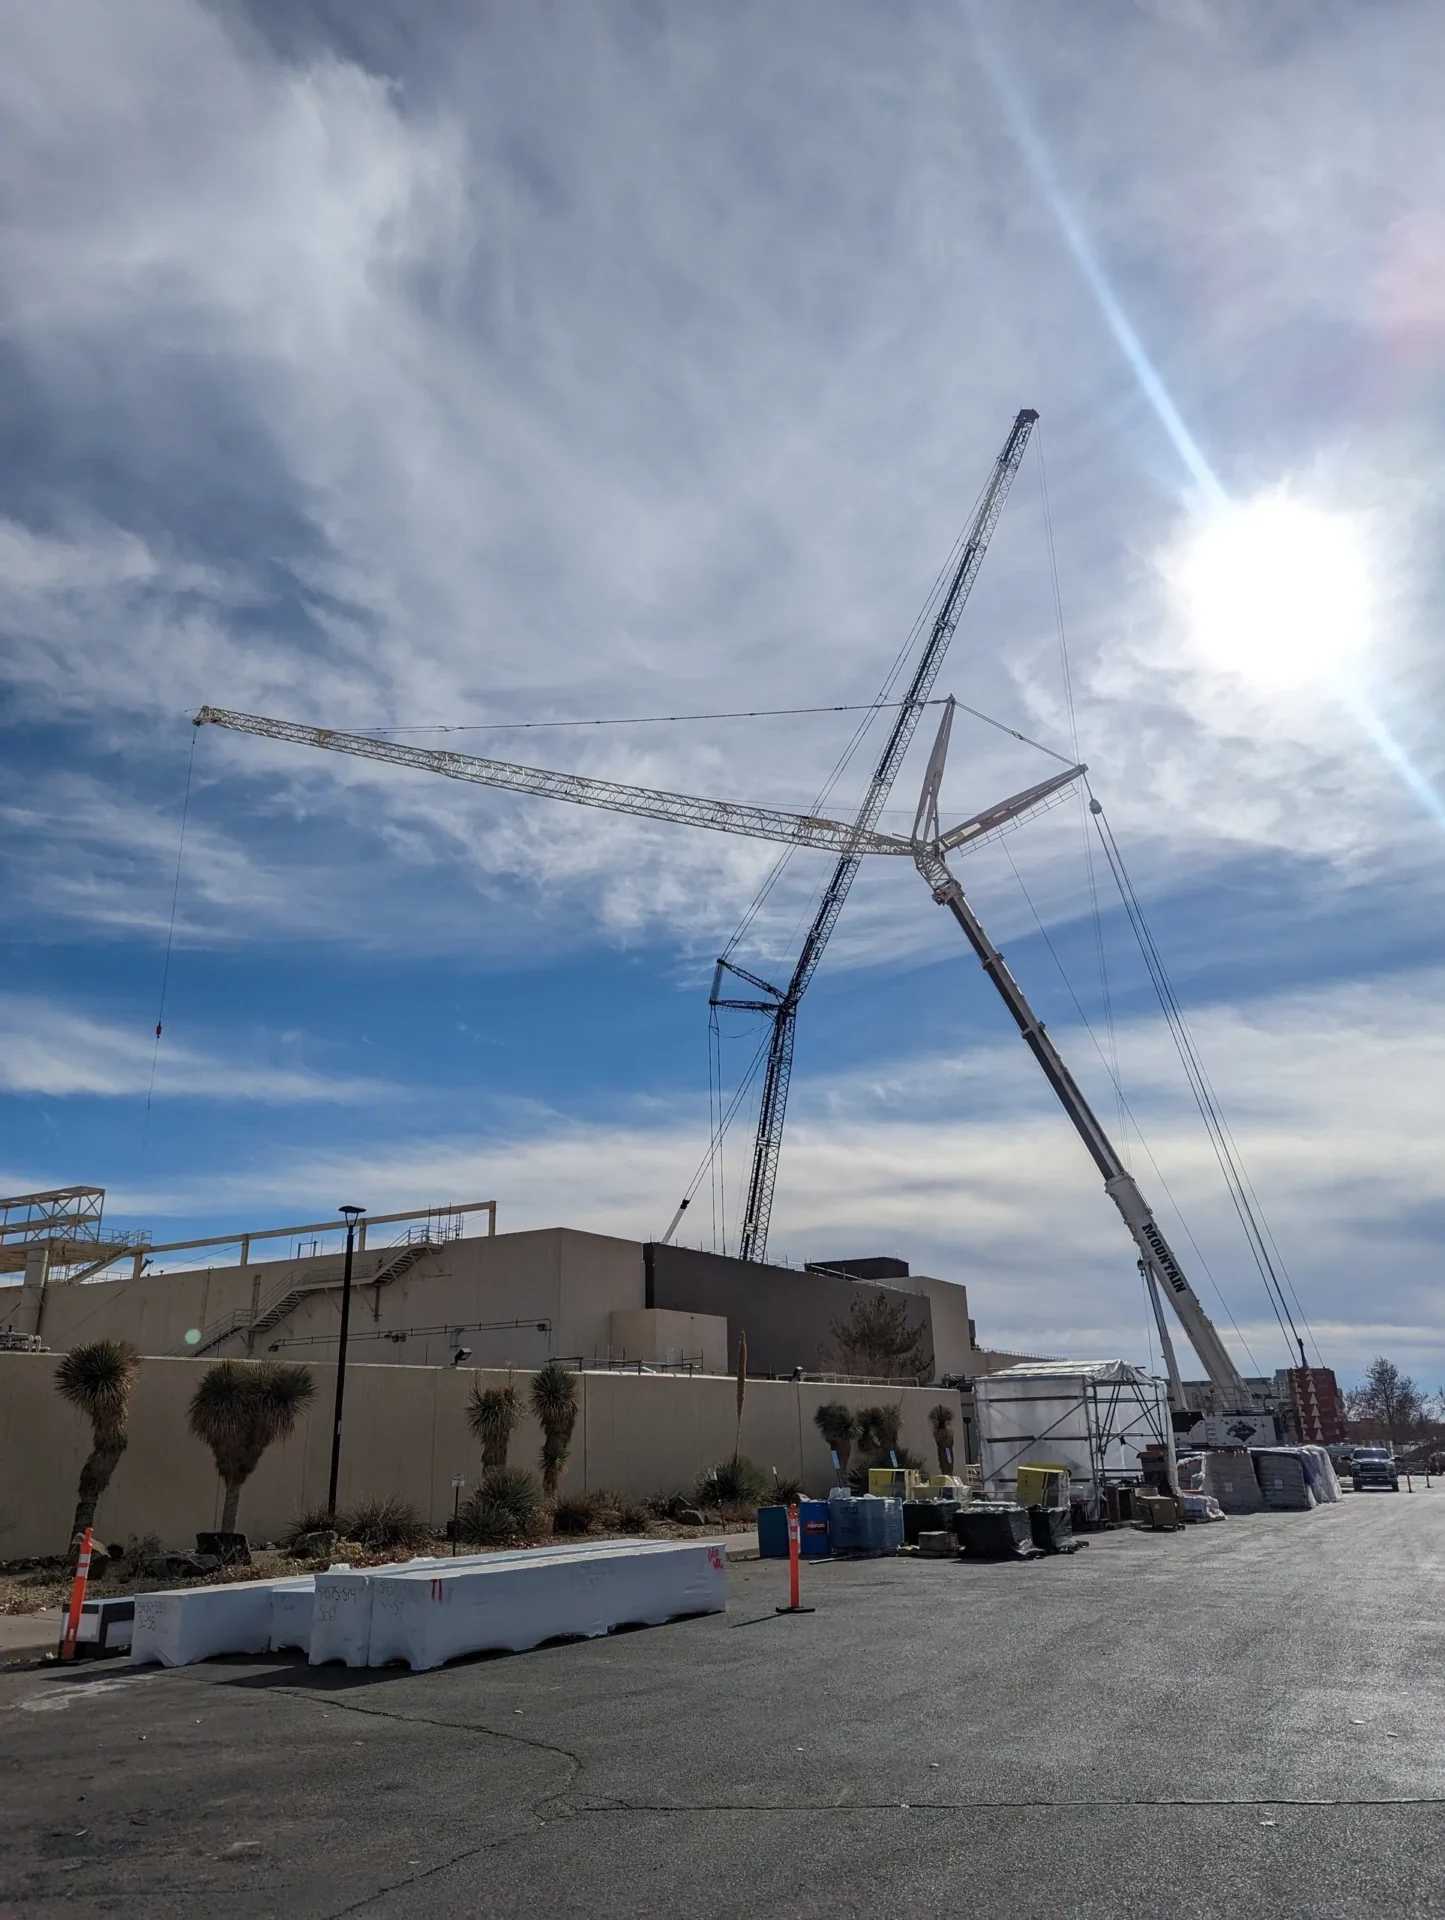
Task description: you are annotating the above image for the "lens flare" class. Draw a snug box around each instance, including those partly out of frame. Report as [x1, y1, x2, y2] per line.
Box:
[1171, 493, 1372, 691]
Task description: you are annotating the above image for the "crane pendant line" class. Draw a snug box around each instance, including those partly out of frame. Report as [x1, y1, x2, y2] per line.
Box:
[720, 407, 1039, 1264]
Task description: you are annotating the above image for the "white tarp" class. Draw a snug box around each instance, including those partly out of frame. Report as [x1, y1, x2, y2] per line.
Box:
[132, 1577, 315, 1667]
[365, 1540, 726, 1672]
[308, 1539, 656, 1667]
[974, 1360, 1173, 1511]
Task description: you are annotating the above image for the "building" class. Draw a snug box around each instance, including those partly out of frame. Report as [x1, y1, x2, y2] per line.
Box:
[0, 1192, 983, 1383]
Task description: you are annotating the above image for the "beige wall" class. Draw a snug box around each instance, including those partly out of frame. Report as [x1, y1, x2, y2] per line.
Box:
[0, 1352, 961, 1561]
[608, 1309, 729, 1374]
[908, 1276, 972, 1376]
[3, 1228, 647, 1371]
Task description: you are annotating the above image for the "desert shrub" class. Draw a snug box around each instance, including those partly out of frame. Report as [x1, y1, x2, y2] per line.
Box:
[613, 1498, 653, 1533]
[340, 1495, 431, 1552]
[760, 1474, 805, 1506]
[458, 1467, 545, 1547]
[643, 1490, 691, 1521]
[847, 1445, 924, 1494]
[854, 1405, 903, 1454]
[695, 1456, 771, 1510]
[550, 1492, 601, 1536]
[279, 1508, 336, 1551]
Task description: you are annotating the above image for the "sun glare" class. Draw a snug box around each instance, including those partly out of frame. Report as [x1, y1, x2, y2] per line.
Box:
[1171, 492, 1372, 692]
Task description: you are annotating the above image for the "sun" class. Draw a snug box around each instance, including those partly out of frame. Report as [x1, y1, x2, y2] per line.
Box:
[1169, 491, 1373, 692]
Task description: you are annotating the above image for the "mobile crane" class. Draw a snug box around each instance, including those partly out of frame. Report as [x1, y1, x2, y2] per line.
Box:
[196, 697, 1251, 1408]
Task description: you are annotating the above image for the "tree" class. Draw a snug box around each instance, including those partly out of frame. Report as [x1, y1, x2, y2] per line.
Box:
[928, 1403, 955, 1474]
[467, 1378, 520, 1472]
[530, 1362, 579, 1495]
[1347, 1357, 1427, 1446]
[188, 1359, 316, 1534]
[827, 1290, 930, 1382]
[55, 1340, 141, 1552]
[812, 1402, 856, 1474]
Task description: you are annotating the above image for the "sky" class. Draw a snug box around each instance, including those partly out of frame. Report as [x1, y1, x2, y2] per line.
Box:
[3, 0, 1444, 1390]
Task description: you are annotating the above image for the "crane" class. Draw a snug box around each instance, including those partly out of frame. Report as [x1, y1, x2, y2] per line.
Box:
[714, 408, 1038, 1264]
[194, 704, 1081, 859]
[910, 700, 1252, 1411]
[198, 697, 1251, 1407]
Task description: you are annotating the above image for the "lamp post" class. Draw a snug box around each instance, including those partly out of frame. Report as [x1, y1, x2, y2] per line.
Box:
[326, 1205, 365, 1520]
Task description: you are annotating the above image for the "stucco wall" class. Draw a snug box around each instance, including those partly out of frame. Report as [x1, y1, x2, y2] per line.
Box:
[0, 1352, 961, 1560]
[4, 1228, 647, 1370]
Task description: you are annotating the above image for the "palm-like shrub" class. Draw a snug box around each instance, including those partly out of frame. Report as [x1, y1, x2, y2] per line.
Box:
[530, 1362, 579, 1495]
[458, 1467, 544, 1546]
[55, 1340, 141, 1552]
[467, 1378, 520, 1472]
[187, 1359, 316, 1534]
[855, 1404, 902, 1455]
[812, 1402, 856, 1474]
[928, 1403, 955, 1474]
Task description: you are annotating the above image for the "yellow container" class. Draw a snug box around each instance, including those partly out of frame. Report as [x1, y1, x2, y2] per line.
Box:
[867, 1467, 920, 1498]
[1016, 1463, 1071, 1509]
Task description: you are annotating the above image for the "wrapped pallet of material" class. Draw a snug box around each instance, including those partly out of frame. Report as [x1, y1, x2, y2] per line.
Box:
[953, 1504, 1039, 1560]
[1180, 1491, 1226, 1522]
[1302, 1446, 1342, 1503]
[366, 1540, 726, 1672]
[1200, 1448, 1264, 1513]
[132, 1577, 315, 1667]
[1253, 1449, 1316, 1511]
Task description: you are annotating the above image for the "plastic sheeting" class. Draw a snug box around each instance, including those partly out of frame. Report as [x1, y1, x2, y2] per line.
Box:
[1193, 1449, 1263, 1514]
[131, 1577, 315, 1667]
[973, 1360, 1173, 1514]
[1253, 1449, 1316, 1511]
[365, 1540, 726, 1672]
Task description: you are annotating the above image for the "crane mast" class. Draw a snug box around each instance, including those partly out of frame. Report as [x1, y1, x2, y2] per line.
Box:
[718, 407, 1039, 1264]
[910, 705, 1251, 1411]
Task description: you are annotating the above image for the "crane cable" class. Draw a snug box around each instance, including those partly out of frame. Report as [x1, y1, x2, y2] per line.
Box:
[1087, 793, 1324, 1369]
[145, 727, 198, 1119]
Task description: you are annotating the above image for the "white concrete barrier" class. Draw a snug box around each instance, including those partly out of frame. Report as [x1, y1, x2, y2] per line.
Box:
[367, 1540, 726, 1672]
[131, 1577, 314, 1667]
[307, 1541, 655, 1667]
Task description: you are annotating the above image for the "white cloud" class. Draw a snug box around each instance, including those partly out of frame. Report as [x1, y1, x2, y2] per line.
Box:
[0, 994, 384, 1103]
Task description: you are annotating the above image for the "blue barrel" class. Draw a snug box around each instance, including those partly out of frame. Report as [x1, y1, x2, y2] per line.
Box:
[756, 1500, 831, 1558]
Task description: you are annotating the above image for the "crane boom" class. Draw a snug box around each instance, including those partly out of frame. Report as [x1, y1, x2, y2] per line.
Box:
[196, 705, 1082, 863]
[194, 707, 919, 858]
[910, 714, 1250, 1410]
[721, 406, 1039, 1263]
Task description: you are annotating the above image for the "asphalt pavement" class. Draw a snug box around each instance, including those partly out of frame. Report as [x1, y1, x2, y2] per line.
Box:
[2, 1488, 1442, 1917]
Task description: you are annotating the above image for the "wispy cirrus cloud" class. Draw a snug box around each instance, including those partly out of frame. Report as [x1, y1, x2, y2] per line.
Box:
[0, 995, 386, 1103]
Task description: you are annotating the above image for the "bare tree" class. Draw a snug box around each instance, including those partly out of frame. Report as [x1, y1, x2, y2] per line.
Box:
[1347, 1357, 1427, 1446]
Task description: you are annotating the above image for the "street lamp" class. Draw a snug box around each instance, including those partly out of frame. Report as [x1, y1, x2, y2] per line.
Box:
[326, 1205, 365, 1520]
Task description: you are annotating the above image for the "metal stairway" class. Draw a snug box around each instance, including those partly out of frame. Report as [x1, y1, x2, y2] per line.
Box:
[174, 1239, 441, 1358]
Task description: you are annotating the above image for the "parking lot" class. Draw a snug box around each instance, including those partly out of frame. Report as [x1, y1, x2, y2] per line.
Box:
[3, 1490, 1443, 1917]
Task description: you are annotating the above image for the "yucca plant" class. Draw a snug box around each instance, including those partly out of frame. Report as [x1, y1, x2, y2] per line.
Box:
[187, 1359, 316, 1534]
[530, 1362, 579, 1495]
[466, 1377, 520, 1472]
[928, 1403, 956, 1474]
[855, 1404, 902, 1455]
[459, 1466, 544, 1546]
[54, 1340, 141, 1553]
[813, 1402, 856, 1474]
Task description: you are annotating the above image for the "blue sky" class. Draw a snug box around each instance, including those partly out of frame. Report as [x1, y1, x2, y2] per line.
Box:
[3, 1, 1444, 1387]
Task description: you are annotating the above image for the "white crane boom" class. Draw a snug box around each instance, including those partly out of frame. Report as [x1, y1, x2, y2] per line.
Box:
[194, 704, 1084, 862]
[911, 703, 1251, 1411]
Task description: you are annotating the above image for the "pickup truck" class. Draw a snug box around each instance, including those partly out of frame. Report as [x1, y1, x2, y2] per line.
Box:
[1352, 1446, 1400, 1492]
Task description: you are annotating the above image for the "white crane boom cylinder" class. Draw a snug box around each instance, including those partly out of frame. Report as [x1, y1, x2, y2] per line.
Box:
[917, 848, 1250, 1411]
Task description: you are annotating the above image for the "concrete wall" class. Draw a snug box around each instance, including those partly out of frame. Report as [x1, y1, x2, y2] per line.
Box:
[3, 1229, 647, 1371]
[0, 1353, 961, 1560]
[608, 1309, 729, 1374]
[646, 1242, 936, 1378]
